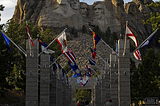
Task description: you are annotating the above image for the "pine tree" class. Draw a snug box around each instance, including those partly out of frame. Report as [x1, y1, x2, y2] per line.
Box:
[131, 48, 160, 104]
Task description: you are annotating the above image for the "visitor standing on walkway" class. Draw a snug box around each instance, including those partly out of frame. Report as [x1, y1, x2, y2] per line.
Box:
[85, 100, 89, 106]
[104, 98, 113, 106]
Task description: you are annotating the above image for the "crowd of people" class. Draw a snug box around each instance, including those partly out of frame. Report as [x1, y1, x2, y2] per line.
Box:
[77, 100, 89, 106]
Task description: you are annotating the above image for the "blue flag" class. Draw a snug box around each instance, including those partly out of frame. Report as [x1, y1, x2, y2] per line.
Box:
[57, 64, 62, 71]
[68, 62, 81, 76]
[1, 31, 11, 51]
[50, 55, 57, 71]
[141, 34, 155, 48]
[116, 42, 118, 52]
[72, 74, 77, 78]
[141, 28, 158, 48]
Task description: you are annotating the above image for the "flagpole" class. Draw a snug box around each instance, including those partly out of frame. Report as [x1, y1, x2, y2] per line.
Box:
[123, 21, 128, 56]
[100, 39, 118, 56]
[18, 44, 27, 54]
[0, 30, 27, 57]
[86, 64, 99, 76]
[49, 44, 73, 67]
[38, 28, 67, 57]
[66, 69, 73, 75]
[86, 56, 104, 74]
[86, 44, 109, 68]
[83, 51, 104, 74]
[88, 81, 94, 88]
[49, 53, 63, 67]
[132, 28, 159, 53]
[89, 28, 118, 57]
[96, 53, 107, 73]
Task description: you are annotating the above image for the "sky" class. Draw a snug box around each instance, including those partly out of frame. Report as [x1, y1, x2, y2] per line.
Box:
[0, 0, 157, 24]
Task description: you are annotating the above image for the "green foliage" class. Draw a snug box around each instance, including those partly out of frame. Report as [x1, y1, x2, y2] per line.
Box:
[144, 1, 160, 43]
[76, 89, 91, 102]
[40, 27, 61, 58]
[131, 48, 160, 103]
[0, 4, 5, 21]
[0, 5, 5, 11]
[0, 89, 25, 104]
[0, 20, 41, 91]
[144, 12, 160, 30]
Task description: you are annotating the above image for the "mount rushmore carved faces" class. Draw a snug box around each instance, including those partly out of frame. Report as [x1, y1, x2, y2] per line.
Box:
[93, 3, 104, 20]
[70, 0, 80, 10]
[80, 2, 88, 17]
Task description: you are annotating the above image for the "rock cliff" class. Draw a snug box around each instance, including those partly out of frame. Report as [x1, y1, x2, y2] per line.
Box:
[13, 0, 158, 37]
[12, 0, 159, 53]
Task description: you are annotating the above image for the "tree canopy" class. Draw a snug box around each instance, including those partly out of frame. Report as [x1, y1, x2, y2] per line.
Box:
[131, 48, 160, 104]
[0, 4, 5, 21]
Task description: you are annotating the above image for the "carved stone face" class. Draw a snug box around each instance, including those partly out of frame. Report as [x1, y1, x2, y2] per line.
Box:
[70, 0, 80, 10]
[80, 3, 88, 17]
[57, 0, 68, 5]
[94, 4, 104, 19]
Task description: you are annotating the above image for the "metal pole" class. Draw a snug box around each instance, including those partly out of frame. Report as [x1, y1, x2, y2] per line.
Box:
[38, 28, 67, 57]
[49, 53, 63, 67]
[89, 28, 118, 56]
[132, 28, 159, 53]
[0, 30, 27, 57]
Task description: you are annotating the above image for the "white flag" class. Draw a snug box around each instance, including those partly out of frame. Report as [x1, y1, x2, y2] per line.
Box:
[41, 46, 55, 54]
[56, 32, 67, 53]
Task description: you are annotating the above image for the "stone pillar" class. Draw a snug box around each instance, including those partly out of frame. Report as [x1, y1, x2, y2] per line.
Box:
[91, 88, 94, 106]
[71, 88, 76, 106]
[40, 54, 50, 106]
[94, 85, 98, 106]
[56, 72, 63, 106]
[99, 80, 102, 106]
[50, 71, 57, 106]
[96, 81, 101, 106]
[26, 40, 39, 106]
[68, 85, 71, 106]
[105, 64, 110, 103]
[101, 76, 106, 105]
[118, 39, 131, 106]
[65, 83, 69, 106]
[110, 54, 118, 106]
[62, 82, 66, 106]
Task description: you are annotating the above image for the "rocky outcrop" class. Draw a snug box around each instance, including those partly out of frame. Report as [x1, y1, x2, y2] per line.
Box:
[12, 0, 159, 50]
[13, 0, 45, 25]
[13, 0, 122, 33]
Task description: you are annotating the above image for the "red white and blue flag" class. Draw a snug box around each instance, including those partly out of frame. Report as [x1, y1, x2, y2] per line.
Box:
[79, 77, 83, 86]
[68, 62, 81, 77]
[86, 65, 92, 76]
[27, 24, 34, 47]
[64, 48, 76, 63]
[133, 49, 141, 60]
